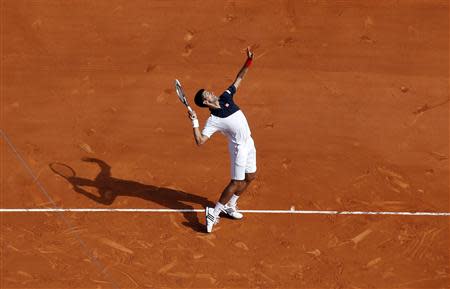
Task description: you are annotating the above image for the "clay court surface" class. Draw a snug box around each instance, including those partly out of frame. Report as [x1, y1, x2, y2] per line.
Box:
[1, 0, 449, 288]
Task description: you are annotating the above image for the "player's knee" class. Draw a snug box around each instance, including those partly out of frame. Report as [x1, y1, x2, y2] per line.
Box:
[230, 179, 246, 190]
[245, 172, 256, 183]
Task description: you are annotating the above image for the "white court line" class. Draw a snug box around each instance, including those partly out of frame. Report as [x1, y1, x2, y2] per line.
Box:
[1, 208, 449, 216]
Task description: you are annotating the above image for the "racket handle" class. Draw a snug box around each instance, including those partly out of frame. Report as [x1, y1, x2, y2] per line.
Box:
[187, 106, 193, 113]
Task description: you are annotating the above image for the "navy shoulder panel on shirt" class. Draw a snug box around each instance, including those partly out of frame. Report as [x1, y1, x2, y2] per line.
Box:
[209, 84, 239, 118]
[224, 85, 236, 97]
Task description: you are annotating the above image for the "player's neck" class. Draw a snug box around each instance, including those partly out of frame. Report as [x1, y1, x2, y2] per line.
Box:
[209, 101, 220, 109]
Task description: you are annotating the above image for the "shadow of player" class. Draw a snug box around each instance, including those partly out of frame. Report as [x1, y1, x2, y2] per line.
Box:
[50, 157, 213, 232]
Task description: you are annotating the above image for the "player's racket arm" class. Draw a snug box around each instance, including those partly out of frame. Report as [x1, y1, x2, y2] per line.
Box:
[174, 79, 207, 145]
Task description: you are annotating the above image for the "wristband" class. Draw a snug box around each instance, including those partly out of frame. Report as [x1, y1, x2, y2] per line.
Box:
[244, 58, 253, 68]
[192, 118, 199, 128]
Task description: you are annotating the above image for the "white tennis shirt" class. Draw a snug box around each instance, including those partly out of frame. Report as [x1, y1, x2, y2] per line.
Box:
[202, 110, 252, 145]
[201, 84, 253, 147]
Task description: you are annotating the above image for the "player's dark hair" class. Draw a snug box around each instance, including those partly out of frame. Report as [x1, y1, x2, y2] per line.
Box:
[194, 89, 207, 107]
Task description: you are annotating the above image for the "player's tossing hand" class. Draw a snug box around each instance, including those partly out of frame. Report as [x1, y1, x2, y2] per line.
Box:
[246, 47, 254, 59]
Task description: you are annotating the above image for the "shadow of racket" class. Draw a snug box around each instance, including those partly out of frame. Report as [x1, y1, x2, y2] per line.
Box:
[49, 162, 76, 179]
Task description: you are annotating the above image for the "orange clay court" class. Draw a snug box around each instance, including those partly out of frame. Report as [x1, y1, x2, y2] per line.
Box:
[1, 1, 449, 288]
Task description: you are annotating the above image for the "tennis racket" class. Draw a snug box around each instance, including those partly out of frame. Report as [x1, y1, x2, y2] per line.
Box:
[174, 79, 193, 113]
[49, 162, 76, 179]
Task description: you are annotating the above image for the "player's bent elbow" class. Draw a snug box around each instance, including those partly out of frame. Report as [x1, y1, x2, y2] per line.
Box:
[198, 135, 208, 146]
[194, 137, 205, 146]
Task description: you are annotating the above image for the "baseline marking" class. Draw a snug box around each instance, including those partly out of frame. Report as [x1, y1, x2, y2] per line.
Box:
[0, 208, 449, 216]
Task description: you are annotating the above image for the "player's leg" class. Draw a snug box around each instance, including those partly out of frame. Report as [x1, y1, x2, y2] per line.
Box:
[215, 162, 246, 215]
[232, 138, 257, 198]
[221, 142, 248, 206]
[223, 172, 255, 216]
[205, 156, 246, 232]
[218, 179, 246, 204]
[206, 179, 245, 232]
[219, 163, 249, 219]
[220, 171, 255, 220]
[234, 172, 256, 196]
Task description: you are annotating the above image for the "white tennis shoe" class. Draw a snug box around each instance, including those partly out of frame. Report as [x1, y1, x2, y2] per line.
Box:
[223, 204, 243, 219]
[205, 207, 219, 233]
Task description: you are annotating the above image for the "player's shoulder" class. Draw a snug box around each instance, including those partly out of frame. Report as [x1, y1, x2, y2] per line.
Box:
[227, 84, 237, 94]
[221, 84, 236, 97]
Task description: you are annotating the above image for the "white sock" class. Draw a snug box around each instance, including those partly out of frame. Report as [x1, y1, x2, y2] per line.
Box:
[213, 202, 225, 217]
[228, 194, 240, 207]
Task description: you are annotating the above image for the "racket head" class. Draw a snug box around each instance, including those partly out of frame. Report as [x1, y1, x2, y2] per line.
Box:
[175, 79, 190, 107]
[49, 162, 76, 179]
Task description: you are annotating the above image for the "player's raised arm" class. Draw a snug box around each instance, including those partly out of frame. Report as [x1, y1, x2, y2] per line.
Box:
[232, 47, 254, 89]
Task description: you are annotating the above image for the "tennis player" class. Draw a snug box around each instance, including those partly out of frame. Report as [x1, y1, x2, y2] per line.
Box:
[188, 48, 256, 233]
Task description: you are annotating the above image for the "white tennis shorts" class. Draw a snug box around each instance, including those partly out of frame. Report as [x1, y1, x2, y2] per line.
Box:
[229, 137, 257, 181]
